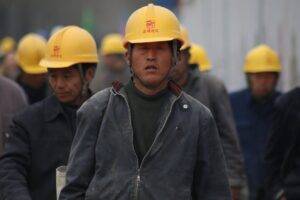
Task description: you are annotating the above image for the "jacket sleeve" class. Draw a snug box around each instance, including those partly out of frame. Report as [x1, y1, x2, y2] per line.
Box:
[194, 109, 232, 200]
[59, 90, 110, 200]
[0, 117, 32, 200]
[210, 79, 246, 187]
[265, 97, 292, 199]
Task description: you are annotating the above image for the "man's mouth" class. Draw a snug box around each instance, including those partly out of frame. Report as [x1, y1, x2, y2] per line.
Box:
[56, 92, 69, 97]
[145, 65, 158, 72]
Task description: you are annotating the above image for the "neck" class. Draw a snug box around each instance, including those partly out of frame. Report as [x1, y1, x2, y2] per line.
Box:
[251, 91, 275, 103]
[177, 72, 189, 87]
[69, 89, 91, 106]
[133, 78, 168, 96]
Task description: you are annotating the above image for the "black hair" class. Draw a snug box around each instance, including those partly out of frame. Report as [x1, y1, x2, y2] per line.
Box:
[76, 63, 97, 75]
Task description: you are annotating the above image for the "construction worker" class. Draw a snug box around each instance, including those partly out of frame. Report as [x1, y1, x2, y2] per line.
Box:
[171, 26, 247, 200]
[265, 87, 300, 200]
[189, 43, 212, 72]
[0, 37, 16, 55]
[0, 37, 19, 79]
[60, 4, 230, 200]
[14, 33, 49, 104]
[91, 33, 130, 92]
[0, 26, 98, 200]
[230, 44, 281, 200]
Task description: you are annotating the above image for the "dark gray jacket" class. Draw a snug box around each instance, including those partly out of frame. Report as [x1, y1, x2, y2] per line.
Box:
[184, 70, 246, 187]
[0, 76, 27, 155]
[0, 95, 76, 200]
[60, 81, 231, 200]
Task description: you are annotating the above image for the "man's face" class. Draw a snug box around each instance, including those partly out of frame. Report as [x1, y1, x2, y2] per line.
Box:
[103, 54, 127, 73]
[127, 42, 173, 90]
[170, 49, 190, 84]
[48, 66, 94, 105]
[2, 53, 19, 79]
[248, 72, 278, 99]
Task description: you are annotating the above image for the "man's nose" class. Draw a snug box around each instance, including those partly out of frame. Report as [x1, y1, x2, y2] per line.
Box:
[146, 49, 156, 61]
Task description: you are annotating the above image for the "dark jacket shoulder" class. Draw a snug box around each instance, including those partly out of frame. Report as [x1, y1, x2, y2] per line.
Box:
[275, 87, 300, 108]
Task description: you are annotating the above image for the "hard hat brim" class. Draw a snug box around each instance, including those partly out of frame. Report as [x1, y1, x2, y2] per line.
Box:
[199, 64, 212, 72]
[124, 37, 183, 47]
[244, 65, 281, 73]
[39, 59, 98, 69]
[244, 68, 281, 73]
[21, 65, 48, 74]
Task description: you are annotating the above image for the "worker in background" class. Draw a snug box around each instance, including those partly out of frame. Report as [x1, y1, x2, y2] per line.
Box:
[188, 43, 212, 73]
[230, 44, 281, 200]
[90, 33, 130, 92]
[171, 26, 247, 200]
[265, 86, 300, 200]
[60, 4, 230, 200]
[14, 33, 49, 104]
[0, 37, 19, 79]
[0, 37, 16, 55]
[0, 26, 98, 200]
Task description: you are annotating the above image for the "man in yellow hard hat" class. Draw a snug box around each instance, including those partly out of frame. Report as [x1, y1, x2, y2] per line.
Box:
[91, 33, 130, 92]
[0, 26, 98, 200]
[13, 33, 49, 104]
[189, 43, 212, 72]
[171, 26, 247, 200]
[60, 4, 230, 200]
[0, 37, 18, 78]
[0, 37, 16, 55]
[230, 44, 281, 200]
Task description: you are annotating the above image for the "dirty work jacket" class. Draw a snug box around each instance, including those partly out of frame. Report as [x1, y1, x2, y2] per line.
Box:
[59, 81, 231, 200]
[0, 76, 28, 155]
[0, 95, 77, 200]
[265, 87, 300, 200]
[184, 70, 246, 187]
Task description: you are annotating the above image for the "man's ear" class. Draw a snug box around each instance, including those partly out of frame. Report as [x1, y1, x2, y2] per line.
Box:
[85, 67, 96, 82]
[125, 50, 131, 66]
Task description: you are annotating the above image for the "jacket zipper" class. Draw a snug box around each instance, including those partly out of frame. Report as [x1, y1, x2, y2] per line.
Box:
[118, 94, 141, 200]
[118, 92, 181, 200]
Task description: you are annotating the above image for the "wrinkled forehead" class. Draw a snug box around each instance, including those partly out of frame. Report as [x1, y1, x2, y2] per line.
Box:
[132, 41, 172, 49]
[47, 65, 79, 74]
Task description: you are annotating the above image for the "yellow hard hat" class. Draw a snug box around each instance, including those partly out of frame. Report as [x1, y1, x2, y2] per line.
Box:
[0, 37, 16, 54]
[244, 44, 281, 73]
[124, 3, 183, 47]
[180, 26, 191, 51]
[15, 33, 47, 74]
[40, 25, 98, 68]
[189, 43, 212, 71]
[100, 33, 126, 55]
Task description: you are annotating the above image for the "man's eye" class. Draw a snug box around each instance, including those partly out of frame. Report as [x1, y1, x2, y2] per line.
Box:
[49, 74, 56, 79]
[64, 74, 71, 79]
[139, 46, 147, 50]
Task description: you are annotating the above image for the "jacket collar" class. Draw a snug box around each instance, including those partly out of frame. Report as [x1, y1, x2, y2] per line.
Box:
[44, 95, 64, 122]
[111, 80, 182, 97]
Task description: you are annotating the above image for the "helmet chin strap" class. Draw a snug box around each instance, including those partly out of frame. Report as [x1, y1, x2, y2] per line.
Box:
[77, 64, 89, 97]
[171, 40, 179, 67]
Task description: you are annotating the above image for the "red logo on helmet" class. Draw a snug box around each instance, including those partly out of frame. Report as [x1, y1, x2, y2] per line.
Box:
[143, 20, 159, 34]
[51, 45, 62, 58]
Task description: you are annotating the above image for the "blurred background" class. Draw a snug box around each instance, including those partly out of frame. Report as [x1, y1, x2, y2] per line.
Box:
[1, 0, 299, 92]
